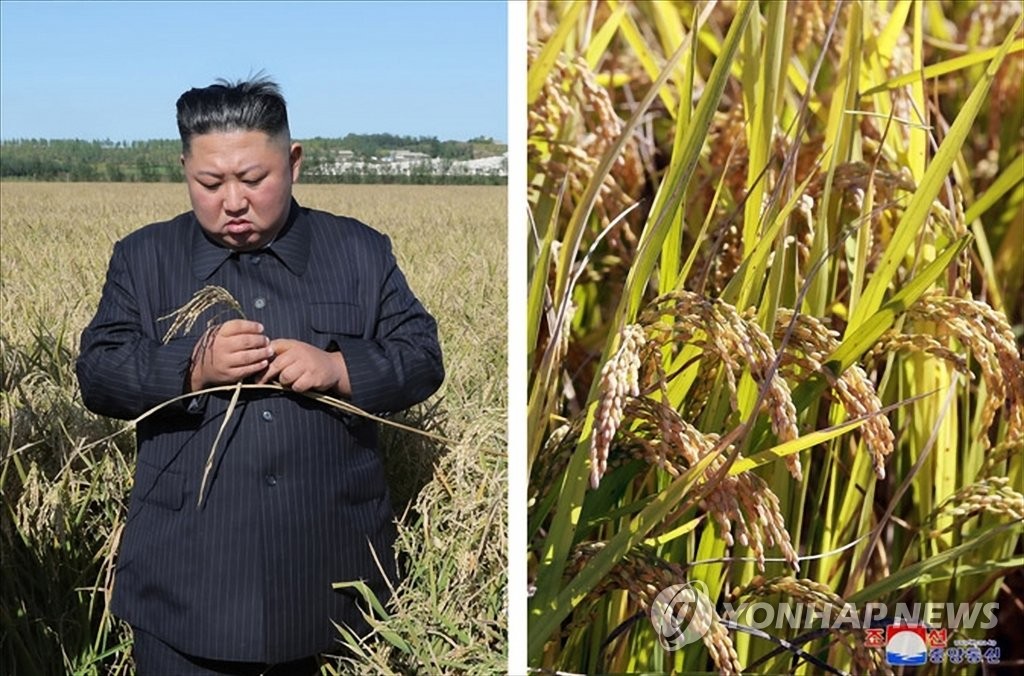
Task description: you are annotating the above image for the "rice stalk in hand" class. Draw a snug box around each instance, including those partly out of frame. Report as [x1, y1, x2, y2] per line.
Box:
[158, 285, 244, 343]
[76, 383, 453, 458]
[159, 286, 247, 509]
[158, 284, 452, 508]
[135, 286, 456, 509]
[193, 380, 241, 508]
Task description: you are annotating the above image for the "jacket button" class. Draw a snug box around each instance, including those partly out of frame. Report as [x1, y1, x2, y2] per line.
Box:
[265, 474, 277, 487]
[261, 410, 273, 422]
[254, 297, 266, 309]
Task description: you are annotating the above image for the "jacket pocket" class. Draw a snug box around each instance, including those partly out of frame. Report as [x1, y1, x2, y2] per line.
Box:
[132, 460, 185, 511]
[310, 302, 365, 349]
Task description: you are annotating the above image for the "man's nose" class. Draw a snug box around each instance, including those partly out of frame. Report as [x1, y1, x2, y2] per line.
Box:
[224, 183, 247, 212]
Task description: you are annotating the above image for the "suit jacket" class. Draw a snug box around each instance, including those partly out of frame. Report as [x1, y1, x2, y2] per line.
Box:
[76, 199, 444, 662]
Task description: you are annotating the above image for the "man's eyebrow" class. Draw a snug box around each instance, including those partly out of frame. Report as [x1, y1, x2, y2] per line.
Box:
[195, 165, 264, 178]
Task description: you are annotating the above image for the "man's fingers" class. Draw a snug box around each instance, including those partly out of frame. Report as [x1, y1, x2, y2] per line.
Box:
[216, 334, 270, 356]
[215, 328, 272, 364]
[259, 355, 305, 387]
[258, 340, 301, 384]
[219, 319, 265, 337]
[237, 359, 271, 379]
[229, 345, 275, 367]
[191, 321, 272, 389]
[255, 341, 340, 394]
[268, 338, 299, 353]
[257, 355, 287, 384]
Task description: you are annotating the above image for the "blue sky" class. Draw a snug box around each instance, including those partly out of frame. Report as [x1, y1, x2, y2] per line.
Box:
[0, 1, 507, 142]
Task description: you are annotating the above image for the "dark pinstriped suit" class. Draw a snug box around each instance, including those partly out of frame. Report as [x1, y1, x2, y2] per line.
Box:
[76, 200, 444, 662]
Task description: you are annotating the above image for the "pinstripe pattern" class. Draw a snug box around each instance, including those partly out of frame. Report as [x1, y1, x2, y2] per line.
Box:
[76, 200, 444, 662]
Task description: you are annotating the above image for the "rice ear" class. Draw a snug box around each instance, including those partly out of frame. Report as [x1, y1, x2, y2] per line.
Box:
[159, 285, 246, 343]
[153, 285, 451, 509]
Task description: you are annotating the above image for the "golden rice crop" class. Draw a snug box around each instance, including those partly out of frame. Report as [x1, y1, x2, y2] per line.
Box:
[527, 2, 1024, 674]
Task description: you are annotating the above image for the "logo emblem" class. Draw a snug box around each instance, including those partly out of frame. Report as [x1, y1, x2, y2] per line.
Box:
[649, 580, 713, 650]
[886, 625, 928, 666]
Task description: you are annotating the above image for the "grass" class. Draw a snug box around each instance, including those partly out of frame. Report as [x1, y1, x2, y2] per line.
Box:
[0, 181, 507, 674]
[527, 2, 1023, 674]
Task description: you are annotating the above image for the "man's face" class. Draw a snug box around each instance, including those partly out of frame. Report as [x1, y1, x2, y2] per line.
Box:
[182, 130, 302, 251]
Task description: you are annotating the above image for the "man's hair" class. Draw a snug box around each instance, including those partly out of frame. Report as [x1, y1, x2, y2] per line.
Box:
[176, 75, 290, 154]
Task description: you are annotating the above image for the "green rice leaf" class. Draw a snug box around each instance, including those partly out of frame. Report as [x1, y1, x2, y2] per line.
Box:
[848, 15, 1023, 331]
[607, 0, 677, 113]
[730, 418, 868, 476]
[624, 0, 754, 323]
[585, 3, 629, 70]
[964, 152, 1024, 224]
[529, 17, 714, 621]
[862, 39, 1024, 96]
[528, 442, 727, 662]
[528, 1, 585, 105]
[847, 523, 1018, 603]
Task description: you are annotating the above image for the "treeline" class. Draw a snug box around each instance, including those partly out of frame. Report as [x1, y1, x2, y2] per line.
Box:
[302, 168, 506, 186]
[308, 133, 506, 160]
[1, 139, 183, 182]
[0, 135, 507, 184]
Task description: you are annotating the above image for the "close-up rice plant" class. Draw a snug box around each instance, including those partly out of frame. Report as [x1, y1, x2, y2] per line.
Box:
[527, 1, 1023, 674]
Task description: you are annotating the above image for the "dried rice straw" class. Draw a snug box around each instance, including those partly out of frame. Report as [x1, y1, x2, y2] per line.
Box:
[79, 286, 452, 509]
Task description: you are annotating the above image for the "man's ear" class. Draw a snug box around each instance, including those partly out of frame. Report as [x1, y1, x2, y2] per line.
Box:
[180, 154, 185, 166]
[289, 143, 303, 182]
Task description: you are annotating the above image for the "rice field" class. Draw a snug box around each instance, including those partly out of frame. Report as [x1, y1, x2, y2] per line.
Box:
[527, 2, 1023, 674]
[0, 181, 507, 674]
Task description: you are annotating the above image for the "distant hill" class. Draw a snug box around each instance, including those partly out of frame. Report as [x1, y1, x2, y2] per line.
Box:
[0, 135, 508, 185]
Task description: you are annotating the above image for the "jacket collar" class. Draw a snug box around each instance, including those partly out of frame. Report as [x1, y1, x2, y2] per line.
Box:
[191, 199, 309, 279]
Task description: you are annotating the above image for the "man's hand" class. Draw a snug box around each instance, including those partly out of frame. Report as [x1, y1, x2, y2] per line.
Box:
[258, 339, 351, 395]
[189, 320, 274, 392]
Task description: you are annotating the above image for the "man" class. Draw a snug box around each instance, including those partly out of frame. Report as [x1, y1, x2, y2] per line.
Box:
[76, 77, 444, 674]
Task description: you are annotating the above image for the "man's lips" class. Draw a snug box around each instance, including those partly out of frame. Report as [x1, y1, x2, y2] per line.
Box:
[225, 220, 253, 235]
